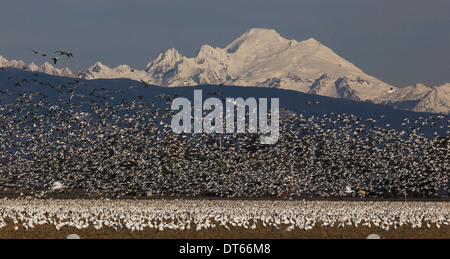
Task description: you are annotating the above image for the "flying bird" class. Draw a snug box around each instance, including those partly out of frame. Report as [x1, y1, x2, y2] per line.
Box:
[30, 48, 47, 56]
[51, 57, 60, 64]
[55, 50, 73, 58]
[140, 79, 151, 85]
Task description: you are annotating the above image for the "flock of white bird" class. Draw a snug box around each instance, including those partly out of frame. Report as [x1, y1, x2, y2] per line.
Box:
[0, 198, 448, 232]
[0, 72, 448, 198]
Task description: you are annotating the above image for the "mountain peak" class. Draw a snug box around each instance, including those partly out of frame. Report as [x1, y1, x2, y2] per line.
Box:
[160, 48, 183, 61]
[0, 55, 8, 64]
[245, 28, 281, 37]
[300, 38, 322, 45]
[41, 62, 55, 69]
[93, 61, 105, 66]
[195, 44, 228, 63]
[145, 48, 184, 73]
[225, 28, 288, 54]
[28, 62, 39, 70]
[89, 62, 110, 72]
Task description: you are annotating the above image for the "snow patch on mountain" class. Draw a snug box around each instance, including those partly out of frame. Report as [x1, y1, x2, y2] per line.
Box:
[412, 83, 450, 114]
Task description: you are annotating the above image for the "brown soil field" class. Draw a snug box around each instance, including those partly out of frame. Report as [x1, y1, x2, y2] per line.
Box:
[0, 221, 448, 239]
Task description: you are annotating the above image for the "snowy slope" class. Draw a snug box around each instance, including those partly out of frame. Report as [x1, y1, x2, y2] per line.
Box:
[376, 83, 433, 103]
[412, 83, 450, 114]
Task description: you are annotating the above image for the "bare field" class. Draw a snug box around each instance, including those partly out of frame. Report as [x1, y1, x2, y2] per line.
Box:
[0, 221, 448, 239]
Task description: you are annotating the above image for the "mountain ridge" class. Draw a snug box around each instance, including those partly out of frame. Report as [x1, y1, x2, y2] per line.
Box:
[1, 28, 448, 114]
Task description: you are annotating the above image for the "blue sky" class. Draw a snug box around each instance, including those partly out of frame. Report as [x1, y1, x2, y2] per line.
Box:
[1, 0, 449, 87]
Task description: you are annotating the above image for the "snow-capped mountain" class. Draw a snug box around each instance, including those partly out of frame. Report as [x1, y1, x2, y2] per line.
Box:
[80, 62, 151, 82]
[375, 83, 450, 114]
[141, 28, 395, 103]
[1, 28, 449, 114]
[412, 83, 450, 114]
[0, 55, 75, 77]
[70, 28, 395, 101]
